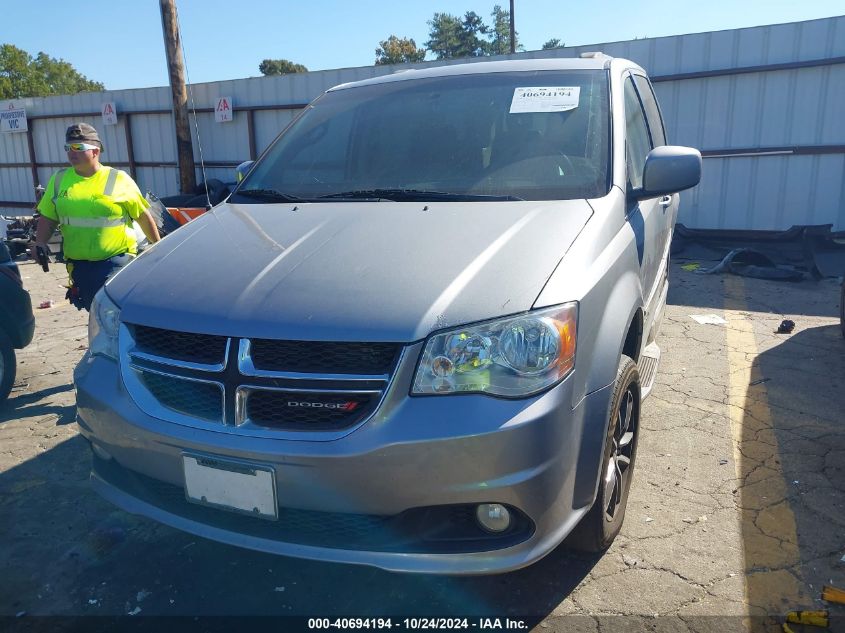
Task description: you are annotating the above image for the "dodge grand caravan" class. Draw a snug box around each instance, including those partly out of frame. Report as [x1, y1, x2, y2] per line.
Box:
[75, 55, 701, 574]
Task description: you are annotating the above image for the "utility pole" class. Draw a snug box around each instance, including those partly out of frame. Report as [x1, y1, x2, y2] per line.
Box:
[509, 0, 515, 54]
[159, 0, 196, 194]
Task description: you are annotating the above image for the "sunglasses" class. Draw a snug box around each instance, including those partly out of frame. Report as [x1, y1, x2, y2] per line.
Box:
[64, 142, 99, 152]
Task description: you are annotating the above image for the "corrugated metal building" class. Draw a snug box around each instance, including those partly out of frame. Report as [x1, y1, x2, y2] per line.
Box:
[1, 15, 843, 230]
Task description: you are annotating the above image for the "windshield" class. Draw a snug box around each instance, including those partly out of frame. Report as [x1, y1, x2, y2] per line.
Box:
[235, 70, 610, 203]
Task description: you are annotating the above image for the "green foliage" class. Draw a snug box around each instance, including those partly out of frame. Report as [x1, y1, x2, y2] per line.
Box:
[426, 7, 520, 61]
[426, 11, 490, 59]
[258, 59, 308, 76]
[0, 44, 104, 99]
[488, 5, 519, 56]
[542, 38, 565, 50]
[375, 35, 426, 65]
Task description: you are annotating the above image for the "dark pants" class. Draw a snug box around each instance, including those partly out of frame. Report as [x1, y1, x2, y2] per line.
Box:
[66, 253, 134, 311]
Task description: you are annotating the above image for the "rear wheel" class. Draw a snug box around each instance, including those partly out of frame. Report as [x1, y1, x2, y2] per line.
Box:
[567, 355, 641, 552]
[0, 329, 16, 403]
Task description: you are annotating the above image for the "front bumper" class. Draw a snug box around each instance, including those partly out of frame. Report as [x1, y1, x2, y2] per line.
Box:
[75, 354, 612, 575]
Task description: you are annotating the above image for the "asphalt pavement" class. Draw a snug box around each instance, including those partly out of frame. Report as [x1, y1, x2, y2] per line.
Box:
[1, 256, 843, 633]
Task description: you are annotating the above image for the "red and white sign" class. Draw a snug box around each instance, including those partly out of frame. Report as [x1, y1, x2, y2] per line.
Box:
[214, 97, 233, 123]
[101, 102, 118, 125]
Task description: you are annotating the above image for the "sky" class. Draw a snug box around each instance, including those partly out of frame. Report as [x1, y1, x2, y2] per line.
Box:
[3, 1, 844, 91]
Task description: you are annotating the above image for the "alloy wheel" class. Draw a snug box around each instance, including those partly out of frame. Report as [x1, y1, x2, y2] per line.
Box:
[603, 386, 637, 522]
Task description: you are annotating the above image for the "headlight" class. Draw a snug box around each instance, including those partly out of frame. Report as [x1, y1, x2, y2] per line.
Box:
[412, 303, 577, 397]
[88, 289, 121, 360]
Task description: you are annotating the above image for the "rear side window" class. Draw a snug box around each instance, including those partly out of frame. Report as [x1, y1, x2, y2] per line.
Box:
[623, 77, 652, 189]
[632, 75, 666, 146]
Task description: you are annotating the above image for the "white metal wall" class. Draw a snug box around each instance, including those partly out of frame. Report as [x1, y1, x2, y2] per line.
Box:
[1, 16, 843, 230]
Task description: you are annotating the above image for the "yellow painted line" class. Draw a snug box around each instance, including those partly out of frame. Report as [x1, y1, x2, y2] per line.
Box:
[723, 276, 808, 612]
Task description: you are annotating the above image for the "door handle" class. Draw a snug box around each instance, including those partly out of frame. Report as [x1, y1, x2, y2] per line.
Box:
[658, 195, 672, 207]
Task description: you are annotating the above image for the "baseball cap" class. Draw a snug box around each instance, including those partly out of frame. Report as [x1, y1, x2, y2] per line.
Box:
[65, 123, 103, 150]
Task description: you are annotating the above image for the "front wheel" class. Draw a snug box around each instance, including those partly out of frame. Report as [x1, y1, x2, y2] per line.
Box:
[0, 329, 16, 403]
[567, 355, 641, 552]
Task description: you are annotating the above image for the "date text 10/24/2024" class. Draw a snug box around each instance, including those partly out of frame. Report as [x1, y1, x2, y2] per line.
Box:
[308, 618, 529, 630]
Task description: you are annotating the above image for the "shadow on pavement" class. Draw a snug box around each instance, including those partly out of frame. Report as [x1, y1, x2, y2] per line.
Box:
[1, 435, 601, 618]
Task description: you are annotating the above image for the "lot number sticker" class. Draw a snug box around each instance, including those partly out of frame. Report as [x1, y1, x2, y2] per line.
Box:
[215, 97, 233, 123]
[510, 87, 580, 113]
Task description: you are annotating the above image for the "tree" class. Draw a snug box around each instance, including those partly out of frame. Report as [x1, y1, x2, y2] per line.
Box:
[375, 35, 426, 65]
[258, 59, 308, 76]
[488, 5, 519, 55]
[0, 44, 104, 99]
[542, 38, 565, 50]
[426, 11, 489, 60]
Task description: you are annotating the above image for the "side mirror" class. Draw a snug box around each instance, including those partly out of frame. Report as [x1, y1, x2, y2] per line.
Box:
[235, 160, 255, 184]
[635, 146, 701, 200]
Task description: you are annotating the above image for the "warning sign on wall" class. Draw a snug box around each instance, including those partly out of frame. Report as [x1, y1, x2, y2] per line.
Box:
[1, 102, 28, 133]
[215, 97, 233, 123]
[101, 102, 118, 125]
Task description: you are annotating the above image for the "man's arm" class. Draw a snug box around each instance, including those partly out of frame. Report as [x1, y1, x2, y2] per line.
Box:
[135, 210, 161, 244]
[34, 216, 58, 248]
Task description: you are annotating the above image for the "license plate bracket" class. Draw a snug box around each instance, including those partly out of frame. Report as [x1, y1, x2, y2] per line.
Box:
[182, 453, 278, 520]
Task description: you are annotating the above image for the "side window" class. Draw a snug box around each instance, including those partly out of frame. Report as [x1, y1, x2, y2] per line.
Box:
[633, 75, 666, 146]
[623, 77, 652, 190]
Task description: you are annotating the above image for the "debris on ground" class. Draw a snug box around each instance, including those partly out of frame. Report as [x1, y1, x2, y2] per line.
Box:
[136, 590, 151, 602]
[750, 378, 771, 386]
[690, 314, 728, 325]
[128, 606, 141, 616]
[785, 610, 829, 627]
[822, 585, 845, 604]
[775, 319, 796, 334]
[681, 262, 701, 271]
[37, 300, 53, 309]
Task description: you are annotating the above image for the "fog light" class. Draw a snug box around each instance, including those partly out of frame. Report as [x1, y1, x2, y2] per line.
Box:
[475, 503, 511, 533]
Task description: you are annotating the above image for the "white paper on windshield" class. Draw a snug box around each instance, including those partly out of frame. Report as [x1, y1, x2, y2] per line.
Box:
[509, 87, 580, 113]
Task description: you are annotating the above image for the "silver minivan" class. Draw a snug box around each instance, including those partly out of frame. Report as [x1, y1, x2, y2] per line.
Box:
[76, 54, 701, 574]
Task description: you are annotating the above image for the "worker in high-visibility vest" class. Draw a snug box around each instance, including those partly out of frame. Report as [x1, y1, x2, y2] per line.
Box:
[33, 123, 161, 310]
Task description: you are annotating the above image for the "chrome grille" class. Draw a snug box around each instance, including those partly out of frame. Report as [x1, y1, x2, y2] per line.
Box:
[249, 339, 399, 374]
[121, 323, 399, 436]
[133, 325, 228, 365]
[137, 369, 223, 422]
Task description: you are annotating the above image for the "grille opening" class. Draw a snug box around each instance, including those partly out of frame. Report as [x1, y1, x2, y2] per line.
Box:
[246, 391, 377, 430]
[250, 339, 400, 374]
[132, 324, 228, 365]
[138, 371, 222, 421]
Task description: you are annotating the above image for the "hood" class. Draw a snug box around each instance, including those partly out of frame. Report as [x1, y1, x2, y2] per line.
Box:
[109, 201, 592, 342]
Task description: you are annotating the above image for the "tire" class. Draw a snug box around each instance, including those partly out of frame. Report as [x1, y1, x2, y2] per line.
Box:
[0, 329, 16, 404]
[567, 355, 641, 552]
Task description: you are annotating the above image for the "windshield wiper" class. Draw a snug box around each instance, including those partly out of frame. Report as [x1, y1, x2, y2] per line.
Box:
[319, 189, 524, 202]
[234, 188, 304, 202]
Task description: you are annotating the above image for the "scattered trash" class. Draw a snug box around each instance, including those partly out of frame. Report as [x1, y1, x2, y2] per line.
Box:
[822, 585, 845, 604]
[539, 623, 549, 629]
[681, 262, 701, 272]
[128, 607, 142, 616]
[180, 542, 195, 551]
[695, 248, 804, 281]
[170, 599, 175, 605]
[37, 300, 53, 309]
[274, 586, 285, 592]
[622, 554, 640, 567]
[840, 553, 845, 564]
[719, 459, 729, 465]
[785, 610, 829, 627]
[88, 599, 98, 606]
[690, 314, 728, 325]
[793, 480, 800, 485]
[16, 612, 26, 618]
[775, 319, 795, 334]
[749, 378, 771, 386]
[136, 590, 151, 602]
[645, 517, 654, 523]
[682, 517, 695, 524]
